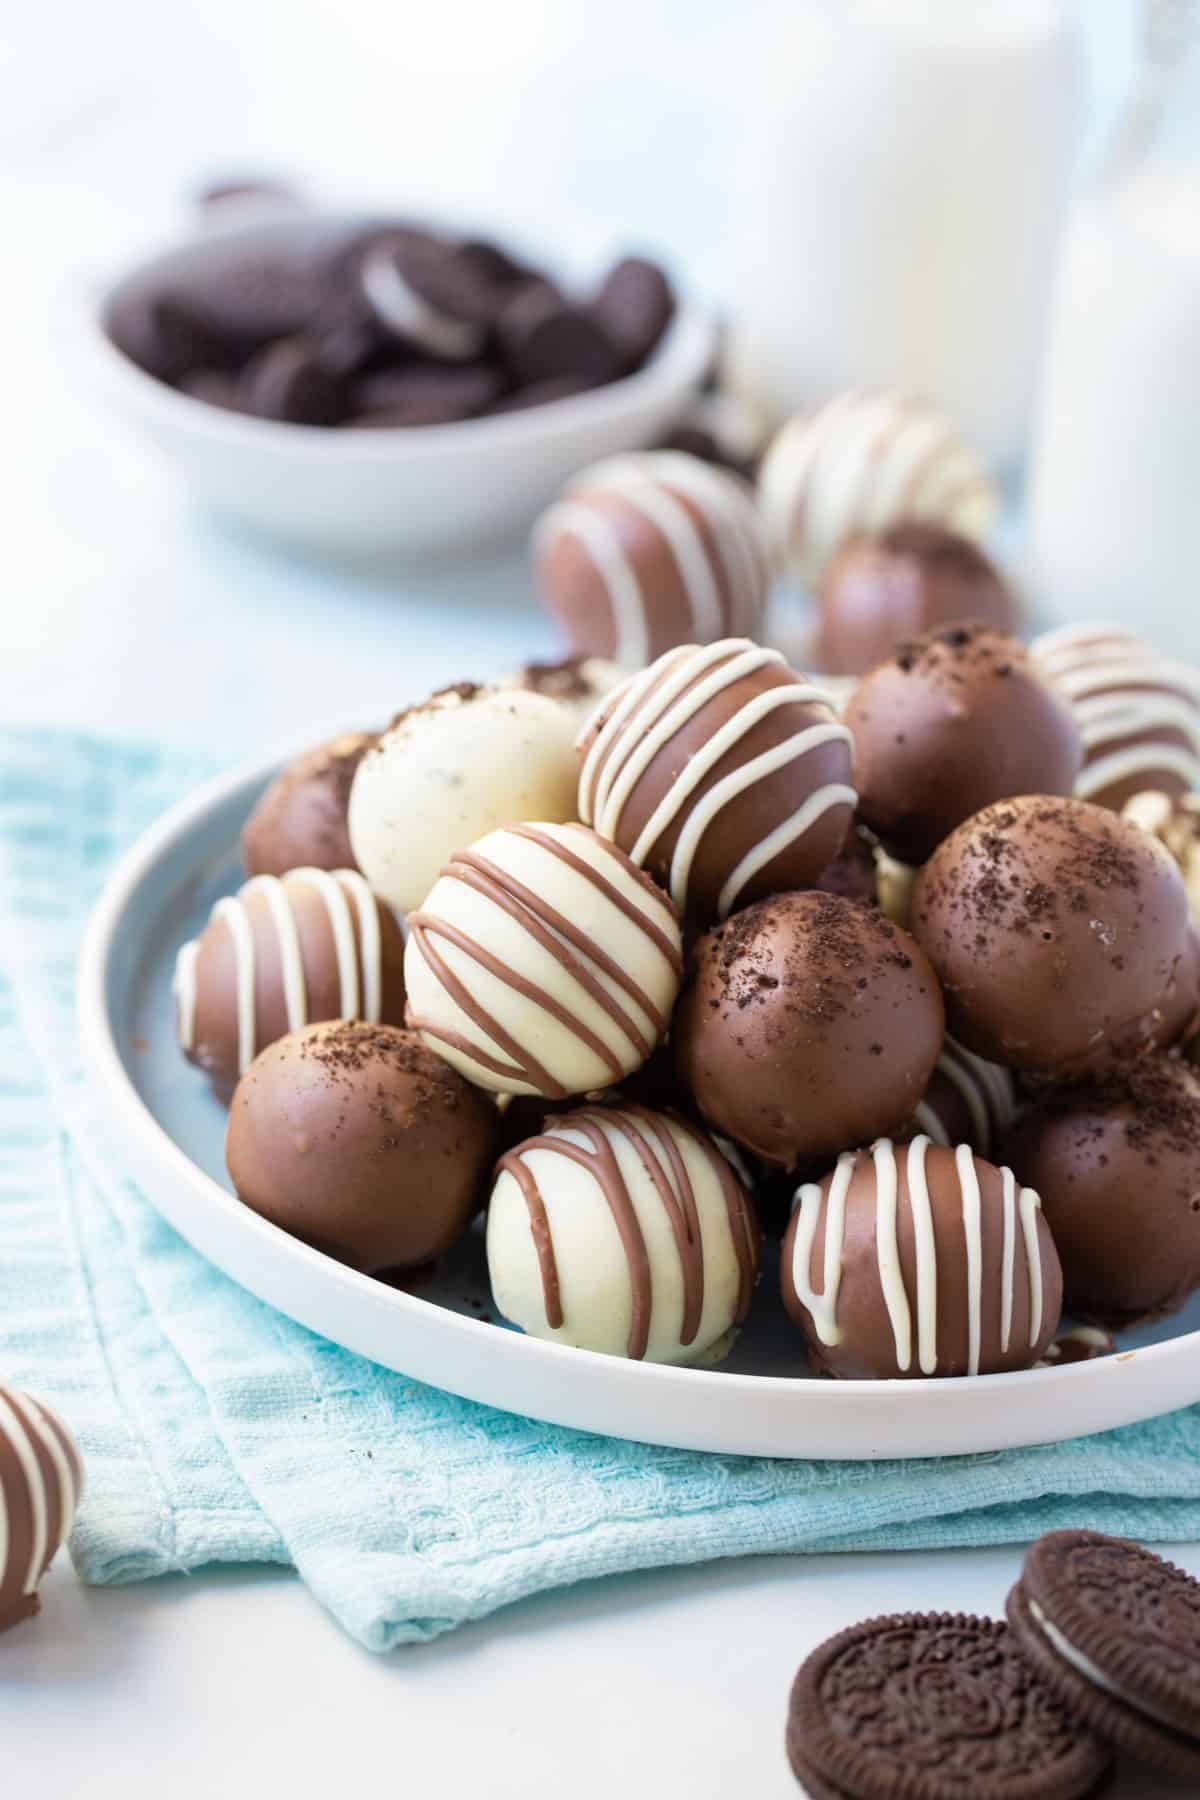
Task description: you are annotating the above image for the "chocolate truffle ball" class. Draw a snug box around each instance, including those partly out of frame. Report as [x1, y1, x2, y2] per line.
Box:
[673, 891, 945, 1168]
[487, 1105, 759, 1363]
[845, 625, 1082, 864]
[533, 451, 769, 667]
[226, 1021, 498, 1272]
[1002, 1059, 1200, 1328]
[508, 655, 623, 735]
[758, 389, 997, 592]
[242, 730, 375, 877]
[812, 524, 1018, 677]
[781, 1135, 1062, 1378]
[0, 1383, 84, 1633]
[1032, 624, 1200, 814]
[911, 795, 1191, 1074]
[910, 1036, 1016, 1158]
[348, 683, 578, 915]
[578, 639, 857, 922]
[175, 867, 407, 1101]
[405, 821, 683, 1099]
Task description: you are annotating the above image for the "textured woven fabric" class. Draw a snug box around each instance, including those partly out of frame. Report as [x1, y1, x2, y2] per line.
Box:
[1, 725, 1199, 1651]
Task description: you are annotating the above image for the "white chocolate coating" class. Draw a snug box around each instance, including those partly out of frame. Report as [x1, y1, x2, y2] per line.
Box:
[578, 639, 855, 918]
[348, 686, 579, 915]
[173, 867, 384, 1078]
[487, 1107, 758, 1364]
[789, 1137, 1046, 1377]
[758, 388, 997, 588]
[0, 1383, 84, 1617]
[533, 451, 770, 667]
[1032, 623, 1200, 805]
[404, 820, 683, 1098]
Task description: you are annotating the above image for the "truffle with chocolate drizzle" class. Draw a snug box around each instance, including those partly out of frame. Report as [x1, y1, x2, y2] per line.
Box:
[487, 1105, 760, 1363]
[174, 867, 407, 1101]
[578, 638, 856, 922]
[405, 820, 683, 1099]
[781, 1137, 1062, 1379]
[0, 1381, 85, 1632]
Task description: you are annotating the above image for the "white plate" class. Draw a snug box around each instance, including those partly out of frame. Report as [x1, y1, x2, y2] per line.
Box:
[78, 750, 1200, 1459]
[74, 214, 715, 557]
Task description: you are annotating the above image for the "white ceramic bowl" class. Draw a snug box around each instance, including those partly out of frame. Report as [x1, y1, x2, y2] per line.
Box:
[76, 215, 716, 557]
[76, 744, 1200, 1460]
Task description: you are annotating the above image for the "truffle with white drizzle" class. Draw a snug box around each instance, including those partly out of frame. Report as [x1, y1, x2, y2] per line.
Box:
[758, 389, 997, 590]
[909, 1037, 1016, 1159]
[780, 1137, 1062, 1379]
[404, 821, 683, 1099]
[487, 1105, 760, 1363]
[174, 867, 406, 1101]
[0, 1381, 85, 1632]
[533, 452, 770, 667]
[578, 638, 856, 922]
[1031, 623, 1200, 814]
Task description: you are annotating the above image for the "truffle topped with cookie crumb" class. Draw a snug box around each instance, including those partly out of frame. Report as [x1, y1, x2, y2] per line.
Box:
[912, 793, 1191, 1073]
[225, 1020, 499, 1272]
[672, 889, 944, 1167]
[845, 624, 1081, 863]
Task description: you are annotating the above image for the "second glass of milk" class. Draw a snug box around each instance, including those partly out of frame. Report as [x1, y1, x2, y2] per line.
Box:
[727, 0, 1080, 470]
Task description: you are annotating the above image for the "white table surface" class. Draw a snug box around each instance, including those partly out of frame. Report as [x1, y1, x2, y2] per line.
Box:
[4, 3, 1194, 1795]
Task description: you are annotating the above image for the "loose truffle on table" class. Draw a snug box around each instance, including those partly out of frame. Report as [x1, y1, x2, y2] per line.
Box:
[813, 523, 1018, 677]
[845, 625, 1082, 864]
[0, 1382, 84, 1633]
[578, 638, 857, 922]
[487, 1105, 759, 1364]
[405, 821, 683, 1099]
[348, 683, 578, 915]
[781, 1136, 1062, 1379]
[1032, 624, 1200, 813]
[533, 452, 770, 667]
[672, 890, 945, 1168]
[174, 866, 406, 1101]
[226, 1021, 499, 1273]
[911, 795, 1191, 1075]
[242, 730, 376, 877]
[757, 389, 997, 592]
[1001, 1058, 1200, 1329]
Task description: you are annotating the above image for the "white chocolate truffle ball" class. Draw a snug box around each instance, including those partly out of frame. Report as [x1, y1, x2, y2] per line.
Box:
[348, 683, 578, 914]
[758, 388, 997, 589]
[487, 1105, 760, 1363]
[405, 821, 683, 1099]
[502, 655, 625, 737]
[533, 450, 770, 668]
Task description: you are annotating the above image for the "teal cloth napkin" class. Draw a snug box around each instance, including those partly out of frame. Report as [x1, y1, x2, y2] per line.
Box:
[2, 725, 1200, 1651]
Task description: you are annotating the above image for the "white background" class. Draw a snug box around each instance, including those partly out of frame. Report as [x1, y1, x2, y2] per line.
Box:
[2, 2, 1195, 1795]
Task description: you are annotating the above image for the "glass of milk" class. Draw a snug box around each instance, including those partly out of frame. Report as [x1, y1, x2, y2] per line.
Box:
[727, 0, 1080, 470]
[1028, 0, 1200, 648]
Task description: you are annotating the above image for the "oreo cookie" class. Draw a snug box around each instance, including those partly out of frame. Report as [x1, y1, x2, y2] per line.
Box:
[588, 255, 674, 371]
[359, 230, 492, 360]
[787, 1612, 1111, 1799]
[345, 361, 504, 427]
[239, 336, 348, 425]
[496, 281, 624, 388]
[1007, 1530, 1200, 1783]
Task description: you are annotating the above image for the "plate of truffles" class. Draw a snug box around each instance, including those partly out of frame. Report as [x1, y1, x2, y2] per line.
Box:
[79, 418, 1200, 1461]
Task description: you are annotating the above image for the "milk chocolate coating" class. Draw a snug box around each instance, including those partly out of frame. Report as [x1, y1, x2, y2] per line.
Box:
[912, 795, 1190, 1074]
[242, 732, 376, 877]
[579, 642, 855, 923]
[845, 626, 1082, 864]
[813, 819, 879, 906]
[1002, 1058, 1200, 1327]
[816, 524, 1018, 677]
[780, 1139, 1062, 1378]
[179, 871, 407, 1102]
[226, 1021, 498, 1272]
[673, 891, 945, 1167]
